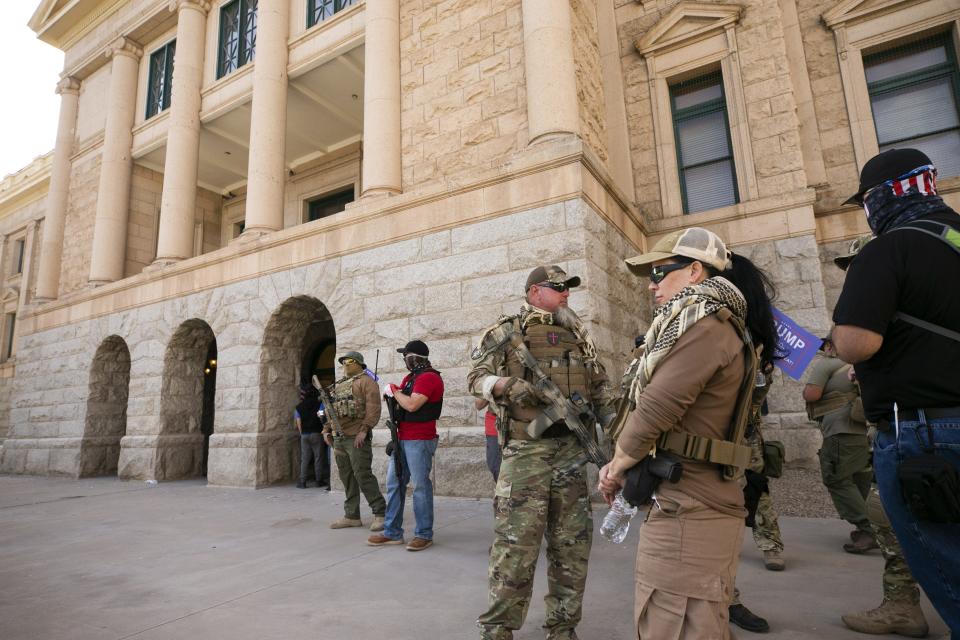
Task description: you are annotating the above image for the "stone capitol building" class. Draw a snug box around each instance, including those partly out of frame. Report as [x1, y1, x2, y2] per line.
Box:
[0, 0, 957, 495]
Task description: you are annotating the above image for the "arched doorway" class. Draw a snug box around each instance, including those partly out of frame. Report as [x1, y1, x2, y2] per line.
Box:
[158, 319, 217, 480]
[259, 296, 335, 485]
[80, 336, 131, 477]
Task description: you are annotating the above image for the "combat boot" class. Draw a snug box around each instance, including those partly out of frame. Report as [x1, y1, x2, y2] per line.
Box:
[369, 516, 385, 532]
[329, 516, 363, 529]
[841, 599, 929, 637]
[844, 530, 879, 554]
[763, 550, 785, 571]
[729, 603, 770, 633]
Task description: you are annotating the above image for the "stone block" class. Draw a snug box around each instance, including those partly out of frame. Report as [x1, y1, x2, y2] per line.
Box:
[435, 445, 495, 498]
[25, 448, 51, 474]
[460, 270, 528, 305]
[451, 204, 564, 254]
[341, 238, 422, 277]
[364, 289, 425, 322]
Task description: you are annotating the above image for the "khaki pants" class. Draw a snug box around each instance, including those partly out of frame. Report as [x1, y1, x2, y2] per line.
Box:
[819, 433, 872, 532]
[333, 435, 385, 520]
[635, 486, 743, 639]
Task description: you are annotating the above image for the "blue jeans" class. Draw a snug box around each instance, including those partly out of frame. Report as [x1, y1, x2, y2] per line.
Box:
[383, 438, 438, 541]
[874, 413, 960, 636]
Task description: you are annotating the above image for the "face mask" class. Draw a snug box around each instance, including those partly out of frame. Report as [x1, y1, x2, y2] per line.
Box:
[404, 354, 425, 371]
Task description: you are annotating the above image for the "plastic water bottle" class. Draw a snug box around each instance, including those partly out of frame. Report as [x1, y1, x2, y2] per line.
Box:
[600, 491, 639, 544]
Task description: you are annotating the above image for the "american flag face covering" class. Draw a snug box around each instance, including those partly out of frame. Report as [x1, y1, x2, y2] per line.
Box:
[863, 164, 938, 221]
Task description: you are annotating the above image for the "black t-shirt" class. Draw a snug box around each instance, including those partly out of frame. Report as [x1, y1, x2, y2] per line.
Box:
[832, 210, 960, 421]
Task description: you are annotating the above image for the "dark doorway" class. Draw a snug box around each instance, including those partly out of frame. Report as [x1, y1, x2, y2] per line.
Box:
[201, 340, 217, 476]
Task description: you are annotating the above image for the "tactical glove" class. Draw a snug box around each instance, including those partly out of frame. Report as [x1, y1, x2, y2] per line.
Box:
[503, 377, 545, 408]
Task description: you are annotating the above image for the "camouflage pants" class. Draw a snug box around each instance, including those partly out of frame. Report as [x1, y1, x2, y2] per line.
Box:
[478, 435, 592, 640]
[745, 428, 784, 553]
[867, 484, 921, 605]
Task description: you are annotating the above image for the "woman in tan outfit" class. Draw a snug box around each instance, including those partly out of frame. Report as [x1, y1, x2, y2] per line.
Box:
[599, 227, 781, 639]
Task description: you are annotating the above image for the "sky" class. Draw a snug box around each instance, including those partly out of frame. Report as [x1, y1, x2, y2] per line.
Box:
[0, 2, 65, 179]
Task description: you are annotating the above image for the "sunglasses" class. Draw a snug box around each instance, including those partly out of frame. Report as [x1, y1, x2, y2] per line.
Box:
[535, 281, 570, 293]
[341, 358, 358, 366]
[649, 262, 690, 284]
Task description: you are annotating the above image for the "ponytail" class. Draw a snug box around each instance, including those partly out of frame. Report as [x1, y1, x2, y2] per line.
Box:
[705, 253, 784, 368]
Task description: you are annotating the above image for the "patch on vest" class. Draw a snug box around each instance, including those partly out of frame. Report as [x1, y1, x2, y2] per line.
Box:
[546, 331, 560, 346]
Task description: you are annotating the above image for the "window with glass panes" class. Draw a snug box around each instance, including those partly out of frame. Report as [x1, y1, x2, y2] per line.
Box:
[13, 239, 24, 275]
[670, 71, 738, 214]
[308, 0, 355, 28]
[146, 40, 176, 119]
[4, 313, 15, 359]
[218, 0, 257, 79]
[307, 187, 354, 222]
[864, 33, 960, 178]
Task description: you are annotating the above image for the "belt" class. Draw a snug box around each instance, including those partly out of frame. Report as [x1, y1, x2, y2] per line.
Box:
[876, 407, 960, 432]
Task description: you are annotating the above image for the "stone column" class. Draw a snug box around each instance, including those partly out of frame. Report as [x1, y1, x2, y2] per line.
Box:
[154, 1, 211, 263]
[241, 0, 290, 235]
[521, 0, 579, 144]
[89, 38, 142, 285]
[360, 0, 401, 197]
[16, 221, 40, 311]
[35, 76, 81, 302]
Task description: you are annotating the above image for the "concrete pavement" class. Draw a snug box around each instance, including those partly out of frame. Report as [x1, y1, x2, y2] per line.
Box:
[0, 475, 947, 639]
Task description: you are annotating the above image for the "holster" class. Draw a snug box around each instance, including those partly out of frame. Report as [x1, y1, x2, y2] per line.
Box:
[622, 452, 683, 508]
[897, 454, 960, 523]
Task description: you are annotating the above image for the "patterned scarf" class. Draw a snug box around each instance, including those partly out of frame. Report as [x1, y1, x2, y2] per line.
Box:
[520, 303, 599, 363]
[632, 277, 747, 404]
[863, 165, 950, 235]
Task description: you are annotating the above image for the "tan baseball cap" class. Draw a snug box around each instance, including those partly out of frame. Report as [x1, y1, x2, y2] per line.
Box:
[625, 227, 732, 276]
[525, 265, 581, 292]
[833, 234, 872, 271]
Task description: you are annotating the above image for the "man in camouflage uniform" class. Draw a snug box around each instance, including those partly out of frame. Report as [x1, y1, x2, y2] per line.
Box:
[469, 265, 617, 640]
[323, 351, 387, 532]
[744, 370, 785, 570]
[835, 236, 928, 637]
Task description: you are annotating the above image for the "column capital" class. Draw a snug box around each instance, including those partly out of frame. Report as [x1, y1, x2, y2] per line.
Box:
[169, 0, 211, 14]
[55, 75, 81, 96]
[104, 37, 143, 61]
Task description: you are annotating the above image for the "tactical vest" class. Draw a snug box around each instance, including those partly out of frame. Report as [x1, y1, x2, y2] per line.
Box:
[332, 374, 365, 421]
[656, 308, 757, 480]
[505, 324, 592, 403]
[397, 367, 443, 422]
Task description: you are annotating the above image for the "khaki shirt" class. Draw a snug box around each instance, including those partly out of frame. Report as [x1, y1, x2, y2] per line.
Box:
[324, 374, 382, 437]
[805, 356, 867, 438]
[618, 314, 747, 519]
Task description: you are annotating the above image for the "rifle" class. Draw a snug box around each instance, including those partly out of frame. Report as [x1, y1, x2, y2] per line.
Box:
[384, 395, 403, 477]
[312, 375, 343, 438]
[507, 333, 610, 468]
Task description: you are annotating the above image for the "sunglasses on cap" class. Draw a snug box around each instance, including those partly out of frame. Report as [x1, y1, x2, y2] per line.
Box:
[649, 262, 690, 284]
[340, 358, 358, 365]
[535, 281, 570, 293]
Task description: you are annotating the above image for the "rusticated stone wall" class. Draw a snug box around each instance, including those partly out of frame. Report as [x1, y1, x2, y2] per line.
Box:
[1, 198, 643, 496]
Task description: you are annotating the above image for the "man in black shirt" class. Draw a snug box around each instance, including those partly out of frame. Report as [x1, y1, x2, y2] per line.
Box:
[832, 148, 960, 634]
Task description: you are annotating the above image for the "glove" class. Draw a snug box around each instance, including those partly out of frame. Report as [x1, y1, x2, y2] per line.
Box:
[385, 441, 396, 457]
[504, 378, 545, 408]
[383, 384, 395, 398]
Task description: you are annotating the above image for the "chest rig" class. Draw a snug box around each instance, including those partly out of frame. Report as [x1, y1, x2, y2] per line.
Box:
[505, 323, 593, 404]
[332, 374, 365, 420]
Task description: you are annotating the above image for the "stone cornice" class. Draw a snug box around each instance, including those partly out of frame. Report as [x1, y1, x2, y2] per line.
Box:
[0, 154, 53, 221]
[19, 140, 645, 335]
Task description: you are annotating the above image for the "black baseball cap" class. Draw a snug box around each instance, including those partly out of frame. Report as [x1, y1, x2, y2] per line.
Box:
[524, 265, 581, 292]
[397, 340, 429, 357]
[844, 148, 932, 205]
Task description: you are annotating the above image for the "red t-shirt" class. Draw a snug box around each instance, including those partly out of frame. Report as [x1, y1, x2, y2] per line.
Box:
[398, 371, 444, 440]
[484, 411, 497, 437]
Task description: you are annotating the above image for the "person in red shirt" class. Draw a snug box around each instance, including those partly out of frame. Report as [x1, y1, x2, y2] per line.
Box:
[476, 398, 501, 482]
[367, 340, 444, 551]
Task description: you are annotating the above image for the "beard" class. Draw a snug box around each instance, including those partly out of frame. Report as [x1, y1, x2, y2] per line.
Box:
[552, 305, 581, 330]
